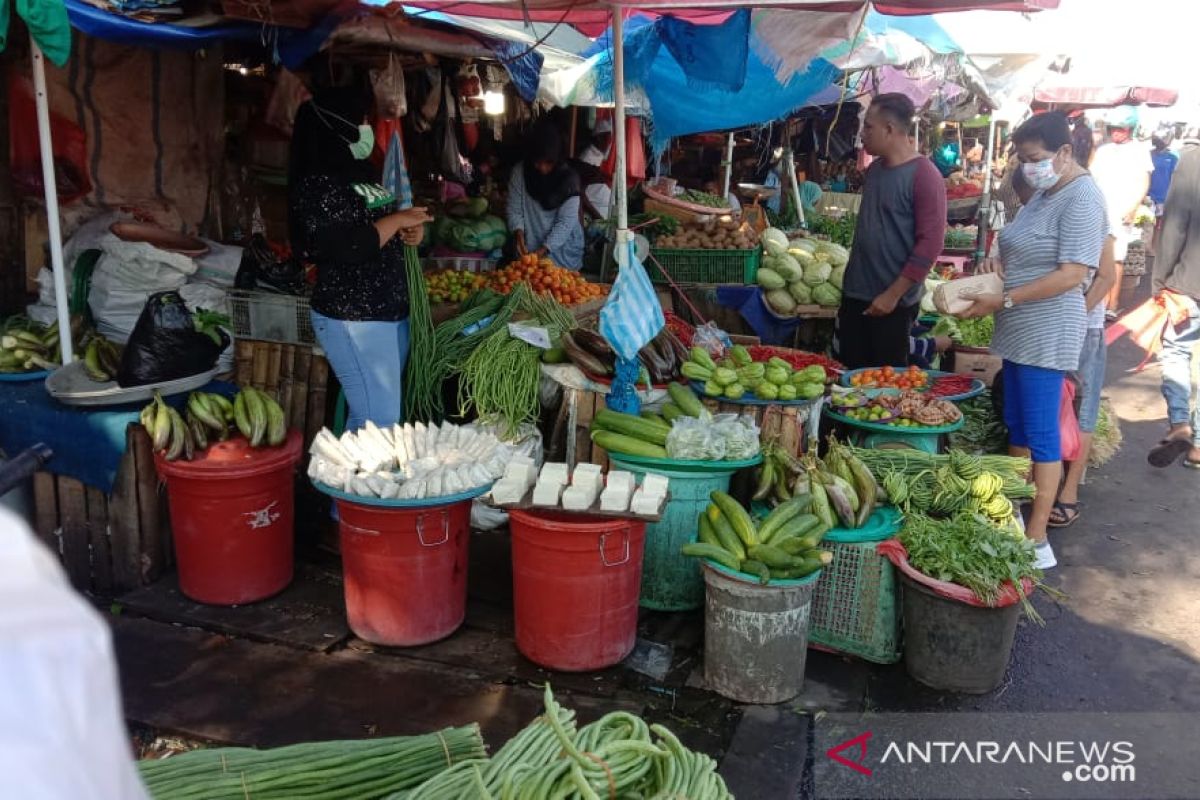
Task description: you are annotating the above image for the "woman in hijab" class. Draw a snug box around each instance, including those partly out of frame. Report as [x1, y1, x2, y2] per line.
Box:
[507, 123, 584, 269]
[289, 75, 431, 432]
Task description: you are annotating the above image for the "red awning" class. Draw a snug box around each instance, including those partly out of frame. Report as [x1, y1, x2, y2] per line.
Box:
[406, 2, 1058, 37]
[1034, 84, 1179, 109]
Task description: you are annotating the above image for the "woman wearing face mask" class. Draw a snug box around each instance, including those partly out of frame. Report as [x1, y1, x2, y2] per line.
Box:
[960, 112, 1108, 570]
[508, 122, 584, 269]
[289, 77, 432, 432]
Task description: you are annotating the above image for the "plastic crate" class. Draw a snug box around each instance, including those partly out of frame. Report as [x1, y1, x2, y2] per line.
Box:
[647, 247, 760, 284]
[227, 290, 314, 345]
[808, 507, 902, 664]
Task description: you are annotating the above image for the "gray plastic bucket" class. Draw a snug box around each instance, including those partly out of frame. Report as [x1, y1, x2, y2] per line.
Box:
[703, 561, 819, 704]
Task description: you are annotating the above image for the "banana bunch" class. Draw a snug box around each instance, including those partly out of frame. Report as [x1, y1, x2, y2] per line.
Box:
[0, 317, 62, 373]
[141, 391, 192, 461]
[233, 387, 287, 448]
[83, 334, 123, 382]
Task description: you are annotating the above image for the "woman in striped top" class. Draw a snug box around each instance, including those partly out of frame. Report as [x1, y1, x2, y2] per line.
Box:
[960, 112, 1108, 569]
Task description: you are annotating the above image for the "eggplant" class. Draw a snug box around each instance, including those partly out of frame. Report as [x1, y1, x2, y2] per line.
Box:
[664, 330, 691, 366]
[638, 342, 672, 384]
[572, 329, 615, 360]
[561, 331, 612, 376]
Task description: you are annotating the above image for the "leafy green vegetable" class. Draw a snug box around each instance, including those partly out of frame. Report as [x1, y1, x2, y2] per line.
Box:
[957, 315, 995, 347]
[807, 213, 857, 248]
[947, 393, 1008, 455]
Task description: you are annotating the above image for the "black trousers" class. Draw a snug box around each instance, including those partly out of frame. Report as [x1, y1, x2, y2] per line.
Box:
[834, 297, 918, 370]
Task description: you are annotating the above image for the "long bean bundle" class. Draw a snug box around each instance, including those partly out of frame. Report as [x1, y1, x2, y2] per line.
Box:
[138, 725, 485, 800]
[849, 446, 1034, 500]
[457, 326, 542, 440]
[400, 686, 732, 799]
[403, 245, 438, 422]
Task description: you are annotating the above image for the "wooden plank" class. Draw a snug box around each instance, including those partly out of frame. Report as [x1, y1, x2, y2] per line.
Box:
[573, 389, 596, 467]
[278, 344, 295, 425]
[32, 471, 58, 549]
[131, 425, 164, 584]
[251, 341, 270, 390]
[235, 339, 255, 385]
[109, 426, 144, 591]
[290, 346, 312, 431]
[86, 486, 113, 595]
[57, 477, 91, 590]
[265, 342, 283, 394]
[305, 354, 329, 444]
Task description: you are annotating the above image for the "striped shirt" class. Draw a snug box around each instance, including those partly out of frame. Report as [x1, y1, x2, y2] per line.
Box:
[991, 175, 1108, 372]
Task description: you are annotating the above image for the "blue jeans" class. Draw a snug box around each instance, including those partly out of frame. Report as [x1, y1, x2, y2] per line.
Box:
[1159, 295, 1200, 445]
[1074, 329, 1106, 434]
[311, 311, 409, 433]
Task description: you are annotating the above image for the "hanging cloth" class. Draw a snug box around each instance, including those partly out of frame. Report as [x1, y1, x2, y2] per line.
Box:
[381, 128, 413, 211]
[0, 0, 71, 66]
[658, 9, 750, 92]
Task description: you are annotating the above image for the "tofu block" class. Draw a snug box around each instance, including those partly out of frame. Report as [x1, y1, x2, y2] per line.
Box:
[561, 485, 597, 511]
[605, 470, 635, 494]
[504, 462, 538, 489]
[600, 485, 632, 513]
[532, 480, 565, 506]
[491, 478, 526, 505]
[573, 463, 602, 478]
[539, 462, 570, 486]
[631, 489, 663, 516]
[640, 474, 670, 498]
[572, 471, 603, 497]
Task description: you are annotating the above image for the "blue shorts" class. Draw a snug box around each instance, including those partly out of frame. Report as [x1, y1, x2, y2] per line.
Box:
[1074, 329, 1106, 434]
[1001, 360, 1064, 463]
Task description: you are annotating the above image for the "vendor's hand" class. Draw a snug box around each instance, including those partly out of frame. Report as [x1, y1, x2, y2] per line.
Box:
[864, 289, 901, 317]
[515, 230, 528, 255]
[959, 292, 1003, 318]
[395, 206, 433, 227]
[400, 226, 424, 246]
[933, 335, 954, 353]
[978, 256, 1005, 279]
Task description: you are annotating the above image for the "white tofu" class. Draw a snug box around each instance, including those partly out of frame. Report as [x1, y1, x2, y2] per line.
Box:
[631, 489, 663, 516]
[600, 485, 632, 513]
[573, 463, 602, 478]
[504, 462, 538, 489]
[491, 479, 526, 505]
[539, 462, 570, 486]
[605, 470, 635, 494]
[510, 453, 534, 468]
[640, 474, 670, 499]
[571, 471, 602, 496]
[561, 485, 596, 511]
[532, 480, 564, 506]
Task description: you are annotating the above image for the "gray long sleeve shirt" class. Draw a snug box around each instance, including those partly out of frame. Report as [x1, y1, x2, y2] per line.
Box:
[1154, 143, 1200, 299]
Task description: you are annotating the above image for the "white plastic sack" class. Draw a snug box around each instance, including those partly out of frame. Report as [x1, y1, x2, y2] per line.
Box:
[191, 241, 243, 287]
[93, 234, 198, 289]
[0, 508, 151, 800]
[25, 303, 57, 326]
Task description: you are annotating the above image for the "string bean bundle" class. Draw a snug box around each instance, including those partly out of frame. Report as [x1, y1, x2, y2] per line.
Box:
[457, 326, 542, 440]
[849, 446, 1034, 500]
[403, 245, 438, 422]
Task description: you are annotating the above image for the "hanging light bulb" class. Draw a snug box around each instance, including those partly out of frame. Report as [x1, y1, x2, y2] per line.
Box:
[483, 90, 505, 116]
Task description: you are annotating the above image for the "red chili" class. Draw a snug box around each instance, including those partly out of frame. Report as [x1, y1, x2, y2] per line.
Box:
[747, 345, 844, 379]
[929, 375, 974, 397]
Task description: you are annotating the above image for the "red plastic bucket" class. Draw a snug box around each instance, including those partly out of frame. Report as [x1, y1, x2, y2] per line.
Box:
[509, 509, 646, 671]
[336, 498, 471, 646]
[155, 430, 302, 605]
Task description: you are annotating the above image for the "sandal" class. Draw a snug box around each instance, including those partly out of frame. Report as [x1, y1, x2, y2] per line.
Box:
[1148, 438, 1192, 468]
[1184, 459, 1200, 470]
[1048, 501, 1079, 529]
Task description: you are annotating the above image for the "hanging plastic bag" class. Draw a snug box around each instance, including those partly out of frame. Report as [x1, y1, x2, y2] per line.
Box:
[117, 291, 229, 387]
[1060, 378, 1081, 463]
[691, 321, 733, 358]
[8, 75, 92, 203]
[371, 53, 408, 119]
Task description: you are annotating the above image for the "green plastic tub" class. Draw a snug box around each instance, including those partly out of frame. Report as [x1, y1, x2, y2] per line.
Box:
[608, 455, 740, 611]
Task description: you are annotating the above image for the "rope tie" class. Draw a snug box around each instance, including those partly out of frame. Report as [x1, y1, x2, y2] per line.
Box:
[436, 730, 453, 768]
[582, 751, 617, 800]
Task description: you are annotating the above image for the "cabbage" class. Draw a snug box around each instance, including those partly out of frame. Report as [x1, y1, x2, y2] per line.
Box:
[788, 238, 817, 253]
[787, 247, 815, 264]
[815, 240, 849, 261]
[771, 253, 803, 282]
[788, 280, 813, 305]
[762, 227, 789, 257]
[765, 288, 797, 314]
[829, 265, 845, 290]
[813, 282, 842, 307]
[802, 260, 832, 286]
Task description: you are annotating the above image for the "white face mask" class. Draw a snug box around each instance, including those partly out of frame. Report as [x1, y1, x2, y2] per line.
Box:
[348, 124, 375, 161]
[1021, 157, 1059, 191]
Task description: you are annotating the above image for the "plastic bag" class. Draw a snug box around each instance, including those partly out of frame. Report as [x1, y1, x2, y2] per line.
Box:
[1060, 378, 1081, 462]
[8, 75, 92, 203]
[877, 539, 1033, 608]
[117, 291, 228, 387]
[371, 53, 407, 119]
[712, 413, 762, 460]
[691, 322, 733, 359]
[666, 413, 726, 461]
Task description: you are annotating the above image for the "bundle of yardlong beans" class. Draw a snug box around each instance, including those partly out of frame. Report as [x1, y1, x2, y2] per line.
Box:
[457, 326, 542, 440]
[402, 245, 438, 422]
[397, 685, 733, 799]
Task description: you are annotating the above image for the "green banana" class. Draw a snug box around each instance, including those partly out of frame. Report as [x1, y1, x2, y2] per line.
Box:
[263, 392, 286, 447]
[187, 411, 209, 451]
[242, 388, 267, 447]
[152, 394, 172, 452]
[208, 393, 235, 422]
[233, 391, 254, 440]
[188, 392, 224, 431]
[165, 407, 187, 461]
[139, 403, 156, 438]
[97, 340, 121, 376]
[84, 340, 109, 382]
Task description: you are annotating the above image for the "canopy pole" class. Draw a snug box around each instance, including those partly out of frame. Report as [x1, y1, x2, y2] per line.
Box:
[974, 116, 998, 269]
[611, 6, 629, 263]
[783, 147, 805, 229]
[721, 132, 734, 199]
[31, 39, 73, 364]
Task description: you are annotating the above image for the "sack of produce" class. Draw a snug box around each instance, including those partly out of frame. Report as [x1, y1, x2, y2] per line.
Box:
[117, 291, 228, 387]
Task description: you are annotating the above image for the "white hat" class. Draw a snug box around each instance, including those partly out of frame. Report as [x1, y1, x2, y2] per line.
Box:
[594, 118, 613, 134]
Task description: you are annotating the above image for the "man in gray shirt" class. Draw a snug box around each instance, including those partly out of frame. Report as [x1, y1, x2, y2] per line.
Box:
[836, 93, 947, 369]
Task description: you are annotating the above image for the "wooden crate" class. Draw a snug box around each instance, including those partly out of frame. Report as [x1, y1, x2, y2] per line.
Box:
[32, 424, 170, 596]
[951, 347, 1002, 387]
[234, 339, 331, 449]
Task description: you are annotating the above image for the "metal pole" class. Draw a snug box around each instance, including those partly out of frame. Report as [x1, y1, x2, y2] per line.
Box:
[783, 147, 805, 228]
[974, 116, 998, 268]
[611, 7, 629, 263]
[31, 40, 73, 364]
[721, 132, 735, 199]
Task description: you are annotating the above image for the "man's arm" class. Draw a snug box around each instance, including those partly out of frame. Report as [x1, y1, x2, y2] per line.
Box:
[1085, 236, 1117, 312]
[866, 160, 946, 316]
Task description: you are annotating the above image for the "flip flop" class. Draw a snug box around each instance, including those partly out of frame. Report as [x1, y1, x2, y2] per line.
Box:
[1048, 501, 1079, 529]
[1148, 438, 1191, 468]
[1184, 459, 1200, 470]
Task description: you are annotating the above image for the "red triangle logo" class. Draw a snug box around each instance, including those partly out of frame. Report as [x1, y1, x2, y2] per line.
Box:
[826, 731, 873, 776]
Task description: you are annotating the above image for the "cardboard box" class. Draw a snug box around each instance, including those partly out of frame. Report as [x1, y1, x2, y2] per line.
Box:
[952, 347, 1002, 386]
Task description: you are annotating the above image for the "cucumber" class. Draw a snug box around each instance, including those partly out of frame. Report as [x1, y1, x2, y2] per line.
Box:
[739, 559, 771, 585]
[697, 513, 720, 547]
[593, 408, 670, 445]
[768, 514, 823, 546]
[590, 430, 668, 459]
[667, 382, 704, 417]
[681, 542, 741, 572]
[711, 491, 758, 549]
[757, 495, 812, 544]
[707, 505, 746, 561]
[778, 532, 825, 555]
[771, 551, 832, 580]
[748, 543, 798, 570]
[640, 410, 666, 425]
[661, 403, 685, 422]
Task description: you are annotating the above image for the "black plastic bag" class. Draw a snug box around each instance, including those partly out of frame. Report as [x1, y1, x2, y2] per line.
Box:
[117, 291, 229, 387]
